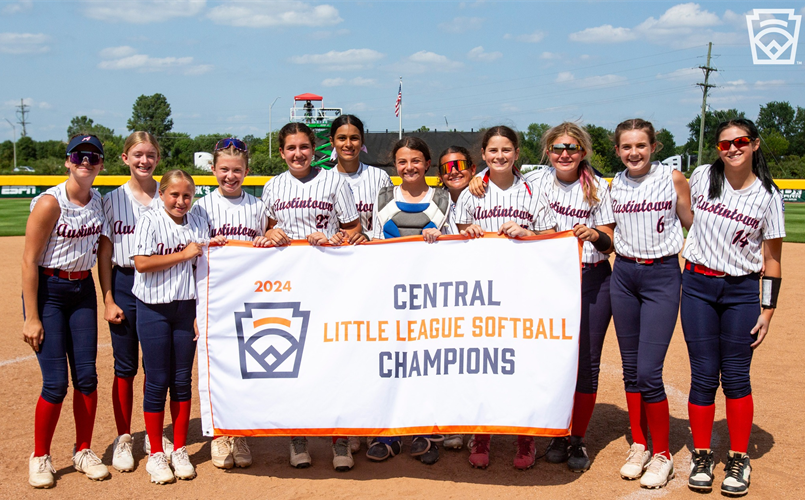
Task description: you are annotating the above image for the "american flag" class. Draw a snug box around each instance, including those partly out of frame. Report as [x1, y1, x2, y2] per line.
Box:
[394, 83, 402, 117]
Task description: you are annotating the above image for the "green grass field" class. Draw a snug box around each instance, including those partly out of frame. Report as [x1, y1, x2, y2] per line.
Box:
[2, 199, 805, 242]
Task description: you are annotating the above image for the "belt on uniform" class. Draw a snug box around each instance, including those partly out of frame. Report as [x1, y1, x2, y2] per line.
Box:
[685, 261, 728, 278]
[618, 254, 677, 265]
[41, 268, 90, 280]
[583, 261, 606, 268]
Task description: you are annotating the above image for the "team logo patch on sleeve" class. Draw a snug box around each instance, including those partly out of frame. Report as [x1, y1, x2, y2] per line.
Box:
[234, 303, 310, 379]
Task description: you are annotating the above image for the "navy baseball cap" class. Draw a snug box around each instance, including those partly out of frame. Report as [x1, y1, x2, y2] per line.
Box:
[66, 135, 104, 155]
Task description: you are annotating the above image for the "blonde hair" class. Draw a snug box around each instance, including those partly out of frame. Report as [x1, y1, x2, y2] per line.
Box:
[123, 131, 161, 157]
[541, 122, 599, 206]
[158, 169, 194, 194]
[213, 145, 249, 167]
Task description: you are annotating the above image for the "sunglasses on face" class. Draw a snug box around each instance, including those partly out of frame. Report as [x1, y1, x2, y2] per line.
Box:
[550, 143, 584, 155]
[439, 159, 472, 176]
[717, 136, 753, 152]
[214, 138, 248, 152]
[67, 151, 104, 165]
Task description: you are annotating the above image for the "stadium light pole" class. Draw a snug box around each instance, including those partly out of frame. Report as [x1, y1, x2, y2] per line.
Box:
[269, 97, 280, 158]
[4, 118, 16, 171]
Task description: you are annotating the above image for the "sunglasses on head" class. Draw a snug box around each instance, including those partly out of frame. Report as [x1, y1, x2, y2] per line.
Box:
[67, 151, 104, 166]
[439, 159, 472, 176]
[214, 138, 248, 152]
[550, 143, 584, 155]
[717, 136, 753, 152]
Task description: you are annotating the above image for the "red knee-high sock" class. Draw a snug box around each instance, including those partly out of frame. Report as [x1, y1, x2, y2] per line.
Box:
[625, 392, 648, 447]
[170, 400, 192, 450]
[644, 398, 670, 459]
[725, 395, 753, 454]
[144, 411, 165, 454]
[688, 402, 716, 450]
[112, 376, 134, 436]
[571, 392, 597, 438]
[34, 397, 63, 456]
[73, 390, 97, 452]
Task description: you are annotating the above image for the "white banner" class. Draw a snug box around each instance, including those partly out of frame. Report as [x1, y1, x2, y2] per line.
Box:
[196, 232, 582, 437]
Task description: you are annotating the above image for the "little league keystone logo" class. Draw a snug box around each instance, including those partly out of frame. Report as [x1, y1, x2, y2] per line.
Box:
[746, 9, 801, 65]
[234, 302, 310, 379]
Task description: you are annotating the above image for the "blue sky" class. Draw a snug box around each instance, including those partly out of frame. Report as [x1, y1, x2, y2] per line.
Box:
[1, 1, 804, 147]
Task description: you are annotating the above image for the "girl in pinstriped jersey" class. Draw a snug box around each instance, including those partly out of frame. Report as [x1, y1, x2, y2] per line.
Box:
[97, 131, 170, 473]
[23, 134, 110, 488]
[609, 119, 693, 490]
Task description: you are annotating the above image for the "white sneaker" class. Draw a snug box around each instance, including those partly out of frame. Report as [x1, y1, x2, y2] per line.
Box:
[72, 448, 110, 481]
[171, 446, 196, 480]
[347, 436, 361, 454]
[112, 433, 135, 472]
[146, 452, 175, 484]
[443, 434, 464, 450]
[289, 437, 311, 468]
[29, 453, 55, 488]
[620, 442, 651, 479]
[231, 437, 253, 468]
[144, 433, 174, 459]
[640, 454, 675, 489]
[211, 436, 233, 469]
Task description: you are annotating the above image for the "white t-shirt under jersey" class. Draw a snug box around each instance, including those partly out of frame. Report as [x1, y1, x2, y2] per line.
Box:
[191, 188, 268, 242]
[682, 164, 785, 276]
[610, 162, 684, 259]
[131, 208, 209, 304]
[262, 168, 359, 239]
[31, 182, 106, 272]
[531, 168, 615, 264]
[102, 182, 162, 268]
[336, 162, 392, 237]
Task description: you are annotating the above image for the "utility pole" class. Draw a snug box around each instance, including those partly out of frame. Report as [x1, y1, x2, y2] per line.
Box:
[696, 42, 716, 166]
[16, 98, 30, 137]
[269, 97, 280, 158]
[4, 118, 16, 171]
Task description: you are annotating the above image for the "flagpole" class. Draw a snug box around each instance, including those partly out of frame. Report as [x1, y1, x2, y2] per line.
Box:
[398, 76, 402, 139]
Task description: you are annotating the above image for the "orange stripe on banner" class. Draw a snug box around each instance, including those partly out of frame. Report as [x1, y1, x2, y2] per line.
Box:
[209, 230, 577, 248]
[253, 317, 291, 328]
[212, 425, 571, 438]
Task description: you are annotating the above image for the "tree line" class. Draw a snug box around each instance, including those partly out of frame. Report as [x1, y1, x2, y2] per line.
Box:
[1, 94, 803, 178]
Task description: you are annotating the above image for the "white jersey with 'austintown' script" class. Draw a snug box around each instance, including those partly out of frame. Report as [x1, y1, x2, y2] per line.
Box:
[610, 163, 684, 259]
[682, 164, 785, 276]
[31, 182, 106, 272]
[191, 188, 268, 242]
[102, 183, 162, 268]
[131, 208, 209, 304]
[336, 162, 392, 237]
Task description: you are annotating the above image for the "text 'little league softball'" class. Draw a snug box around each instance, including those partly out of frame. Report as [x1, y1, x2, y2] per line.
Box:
[195, 231, 582, 438]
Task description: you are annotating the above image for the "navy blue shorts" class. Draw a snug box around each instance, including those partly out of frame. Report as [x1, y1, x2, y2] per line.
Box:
[680, 268, 759, 406]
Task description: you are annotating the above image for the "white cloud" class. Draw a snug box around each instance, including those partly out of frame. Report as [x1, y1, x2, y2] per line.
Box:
[3, 0, 33, 14]
[0, 32, 49, 54]
[570, 3, 742, 47]
[555, 72, 575, 83]
[467, 46, 502, 62]
[438, 16, 483, 34]
[577, 74, 627, 87]
[394, 51, 464, 74]
[226, 115, 249, 123]
[504, 30, 546, 43]
[289, 48, 384, 71]
[719, 79, 748, 92]
[3, 97, 50, 109]
[83, 0, 206, 24]
[207, 1, 342, 27]
[569, 25, 637, 43]
[754, 79, 786, 88]
[98, 46, 212, 75]
[322, 77, 377, 87]
[540, 52, 561, 60]
[656, 67, 700, 81]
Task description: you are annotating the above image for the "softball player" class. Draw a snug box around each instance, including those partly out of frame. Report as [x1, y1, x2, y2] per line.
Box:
[609, 119, 693, 489]
[330, 114, 392, 243]
[455, 125, 557, 471]
[191, 138, 269, 470]
[23, 135, 110, 488]
[681, 119, 784, 496]
[132, 170, 210, 484]
[97, 131, 168, 473]
[261, 122, 360, 471]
